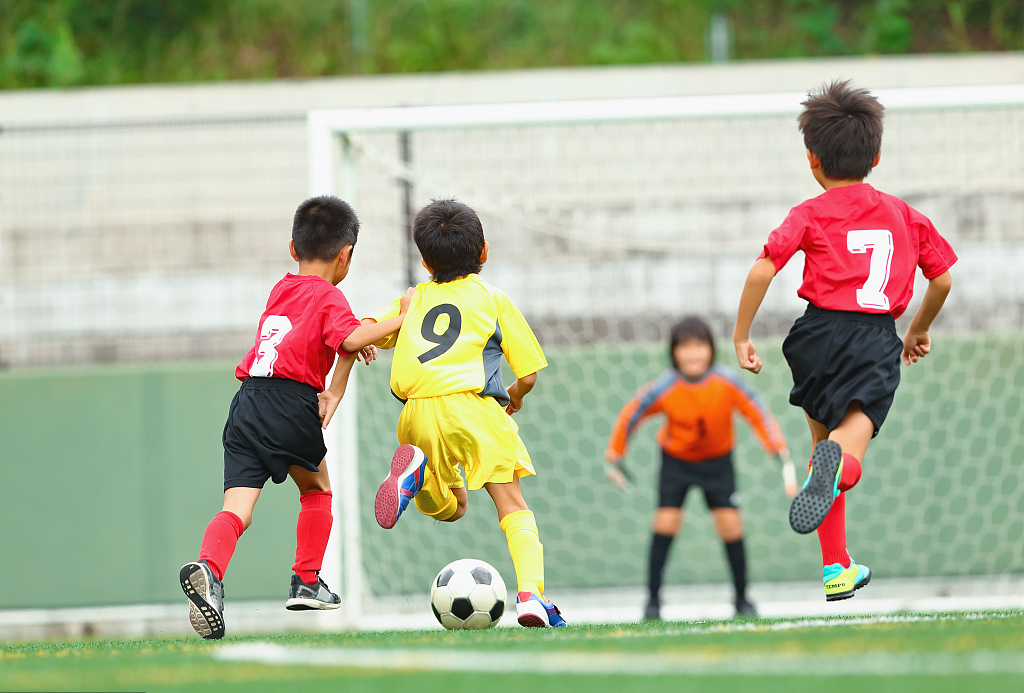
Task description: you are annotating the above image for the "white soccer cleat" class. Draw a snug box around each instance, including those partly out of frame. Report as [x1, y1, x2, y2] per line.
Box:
[516, 591, 567, 627]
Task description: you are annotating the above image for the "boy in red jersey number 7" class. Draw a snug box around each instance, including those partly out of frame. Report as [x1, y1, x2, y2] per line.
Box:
[733, 81, 956, 602]
[180, 196, 412, 639]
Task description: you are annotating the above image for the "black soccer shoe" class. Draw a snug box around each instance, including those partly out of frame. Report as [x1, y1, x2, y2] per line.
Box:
[180, 560, 225, 639]
[734, 597, 758, 618]
[789, 440, 843, 534]
[643, 600, 662, 621]
[285, 574, 342, 611]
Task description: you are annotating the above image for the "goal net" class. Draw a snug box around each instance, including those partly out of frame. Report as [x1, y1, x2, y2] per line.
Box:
[309, 85, 1024, 616]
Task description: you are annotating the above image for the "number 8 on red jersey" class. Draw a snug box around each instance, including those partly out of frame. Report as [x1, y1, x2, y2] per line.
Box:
[249, 315, 293, 377]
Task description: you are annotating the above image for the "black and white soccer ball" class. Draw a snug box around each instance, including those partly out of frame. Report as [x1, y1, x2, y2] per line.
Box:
[430, 558, 507, 630]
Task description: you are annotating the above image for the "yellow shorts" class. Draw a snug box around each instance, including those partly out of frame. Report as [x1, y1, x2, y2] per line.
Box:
[397, 392, 535, 517]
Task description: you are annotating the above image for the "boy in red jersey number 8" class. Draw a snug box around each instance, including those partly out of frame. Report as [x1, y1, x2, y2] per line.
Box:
[733, 81, 956, 602]
[180, 196, 412, 639]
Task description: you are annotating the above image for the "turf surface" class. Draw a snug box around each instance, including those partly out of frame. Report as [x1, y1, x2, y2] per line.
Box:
[2, 611, 1022, 692]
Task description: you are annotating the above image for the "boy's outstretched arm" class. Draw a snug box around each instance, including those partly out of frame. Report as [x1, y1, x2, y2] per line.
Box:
[505, 372, 537, 415]
[341, 288, 416, 353]
[903, 270, 952, 365]
[733, 257, 777, 374]
[319, 354, 357, 429]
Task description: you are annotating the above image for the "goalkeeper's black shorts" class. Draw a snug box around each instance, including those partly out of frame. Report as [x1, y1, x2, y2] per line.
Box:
[657, 450, 738, 510]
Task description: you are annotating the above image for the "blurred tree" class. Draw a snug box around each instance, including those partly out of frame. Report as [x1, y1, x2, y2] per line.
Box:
[6, 18, 83, 87]
[0, 0, 1020, 89]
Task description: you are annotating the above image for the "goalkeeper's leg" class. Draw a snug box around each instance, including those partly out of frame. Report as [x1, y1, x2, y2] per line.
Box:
[711, 507, 755, 617]
[646, 508, 683, 621]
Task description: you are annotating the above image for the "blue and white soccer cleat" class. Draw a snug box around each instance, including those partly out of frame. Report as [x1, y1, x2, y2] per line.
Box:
[789, 440, 843, 534]
[374, 444, 428, 529]
[516, 592, 567, 628]
[823, 559, 871, 601]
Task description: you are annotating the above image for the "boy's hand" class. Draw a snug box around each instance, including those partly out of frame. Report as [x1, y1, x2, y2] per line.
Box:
[505, 386, 525, 415]
[604, 450, 631, 489]
[902, 329, 931, 365]
[357, 345, 377, 364]
[606, 465, 628, 490]
[778, 450, 797, 497]
[399, 287, 416, 315]
[318, 389, 342, 430]
[735, 339, 763, 374]
[505, 373, 537, 415]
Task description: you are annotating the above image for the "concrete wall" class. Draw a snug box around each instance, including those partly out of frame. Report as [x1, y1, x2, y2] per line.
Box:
[0, 55, 1022, 368]
[4, 54, 1024, 124]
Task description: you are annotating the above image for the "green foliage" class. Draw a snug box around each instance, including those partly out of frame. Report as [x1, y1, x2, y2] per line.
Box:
[0, 1, 1021, 88]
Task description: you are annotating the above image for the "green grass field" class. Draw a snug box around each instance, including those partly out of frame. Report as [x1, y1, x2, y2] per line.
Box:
[3, 611, 1022, 693]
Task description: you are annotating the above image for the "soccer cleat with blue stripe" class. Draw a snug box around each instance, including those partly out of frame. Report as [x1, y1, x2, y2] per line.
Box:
[789, 440, 843, 534]
[823, 560, 871, 601]
[374, 444, 428, 529]
[516, 592, 567, 628]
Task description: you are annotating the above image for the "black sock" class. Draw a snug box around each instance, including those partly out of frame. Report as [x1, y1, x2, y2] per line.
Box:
[724, 538, 747, 603]
[648, 533, 675, 603]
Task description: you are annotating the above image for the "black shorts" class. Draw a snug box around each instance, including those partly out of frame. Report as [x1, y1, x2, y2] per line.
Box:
[222, 377, 327, 490]
[783, 304, 903, 436]
[658, 450, 738, 510]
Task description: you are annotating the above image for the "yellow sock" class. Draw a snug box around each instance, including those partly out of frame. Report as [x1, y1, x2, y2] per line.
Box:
[499, 510, 544, 595]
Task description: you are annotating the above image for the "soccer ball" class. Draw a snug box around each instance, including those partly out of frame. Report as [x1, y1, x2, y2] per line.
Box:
[430, 558, 507, 630]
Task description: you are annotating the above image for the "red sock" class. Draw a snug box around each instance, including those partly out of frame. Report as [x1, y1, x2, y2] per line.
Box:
[198, 511, 245, 581]
[816, 492, 850, 567]
[839, 453, 862, 491]
[293, 491, 333, 584]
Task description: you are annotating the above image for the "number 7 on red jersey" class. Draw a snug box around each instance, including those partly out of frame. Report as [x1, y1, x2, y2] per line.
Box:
[847, 229, 894, 311]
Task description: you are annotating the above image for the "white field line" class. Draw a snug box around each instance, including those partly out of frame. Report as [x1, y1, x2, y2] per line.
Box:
[214, 642, 1024, 676]
[598, 610, 1024, 639]
[355, 594, 1024, 632]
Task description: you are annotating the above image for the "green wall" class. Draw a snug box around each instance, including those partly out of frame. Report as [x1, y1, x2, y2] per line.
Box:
[0, 363, 301, 609]
[1, 335, 1022, 609]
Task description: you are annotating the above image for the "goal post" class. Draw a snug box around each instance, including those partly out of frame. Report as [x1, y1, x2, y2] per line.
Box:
[308, 83, 1024, 133]
[309, 124, 364, 628]
[308, 84, 1024, 622]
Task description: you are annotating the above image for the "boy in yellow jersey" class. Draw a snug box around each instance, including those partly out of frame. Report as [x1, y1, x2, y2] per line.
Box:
[362, 198, 566, 628]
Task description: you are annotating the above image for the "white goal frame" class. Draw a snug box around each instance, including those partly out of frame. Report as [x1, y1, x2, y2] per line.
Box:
[308, 83, 1024, 629]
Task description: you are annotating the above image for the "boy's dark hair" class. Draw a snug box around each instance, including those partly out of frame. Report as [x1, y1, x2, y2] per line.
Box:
[669, 316, 716, 369]
[413, 198, 485, 284]
[798, 79, 885, 181]
[291, 195, 359, 262]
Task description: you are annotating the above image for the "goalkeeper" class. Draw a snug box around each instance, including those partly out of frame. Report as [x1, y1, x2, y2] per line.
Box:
[606, 317, 794, 620]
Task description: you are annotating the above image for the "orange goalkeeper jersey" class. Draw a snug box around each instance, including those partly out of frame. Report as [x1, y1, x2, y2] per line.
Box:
[608, 365, 786, 462]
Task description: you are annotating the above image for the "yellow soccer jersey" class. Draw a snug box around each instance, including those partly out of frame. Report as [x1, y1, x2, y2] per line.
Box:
[366, 275, 546, 405]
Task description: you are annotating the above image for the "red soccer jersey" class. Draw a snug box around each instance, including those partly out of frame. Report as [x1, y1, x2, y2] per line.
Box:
[235, 274, 362, 391]
[760, 184, 957, 318]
